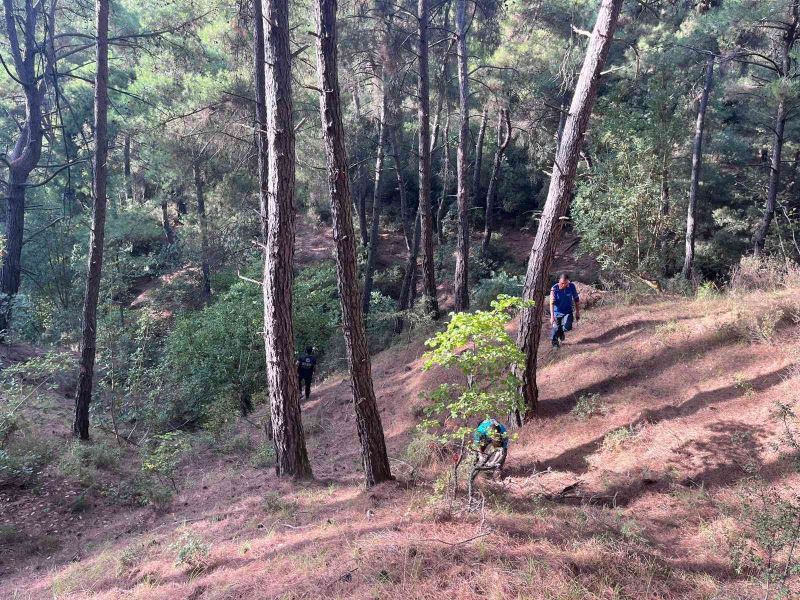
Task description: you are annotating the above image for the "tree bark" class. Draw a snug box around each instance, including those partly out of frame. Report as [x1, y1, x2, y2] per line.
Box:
[362, 89, 388, 315]
[516, 0, 624, 418]
[254, 0, 269, 238]
[430, 6, 451, 157]
[389, 127, 412, 252]
[0, 0, 48, 335]
[161, 200, 175, 244]
[682, 54, 714, 279]
[482, 108, 511, 255]
[74, 0, 109, 440]
[396, 211, 421, 332]
[417, 0, 439, 319]
[472, 107, 488, 206]
[436, 108, 451, 244]
[453, 0, 470, 313]
[314, 0, 393, 487]
[262, 0, 312, 478]
[193, 162, 212, 302]
[123, 133, 133, 202]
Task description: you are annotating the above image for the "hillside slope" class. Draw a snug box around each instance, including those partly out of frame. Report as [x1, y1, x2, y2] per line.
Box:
[2, 287, 799, 599]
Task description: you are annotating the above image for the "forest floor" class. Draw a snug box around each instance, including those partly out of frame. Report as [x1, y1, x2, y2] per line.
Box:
[1, 241, 799, 599]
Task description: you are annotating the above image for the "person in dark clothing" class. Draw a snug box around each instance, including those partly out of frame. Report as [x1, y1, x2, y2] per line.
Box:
[550, 273, 580, 347]
[297, 347, 317, 401]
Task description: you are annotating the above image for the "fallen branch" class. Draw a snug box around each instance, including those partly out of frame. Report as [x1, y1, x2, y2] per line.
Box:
[411, 531, 491, 546]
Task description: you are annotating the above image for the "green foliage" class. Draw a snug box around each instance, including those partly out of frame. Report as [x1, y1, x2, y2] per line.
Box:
[159, 281, 262, 427]
[262, 492, 298, 518]
[250, 441, 276, 469]
[171, 531, 211, 574]
[571, 393, 607, 420]
[141, 432, 190, 491]
[58, 441, 121, 487]
[602, 426, 637, 452]
[0, 440, 52, 488]
[420, 296, 531, 443]
[472, 271, 524, 310]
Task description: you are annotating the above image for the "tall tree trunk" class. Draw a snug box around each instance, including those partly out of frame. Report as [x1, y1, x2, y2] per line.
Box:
[436, 108, 451, 244]
[0, 0, 47, 335]
[362, 90, 388, 315]
[389, 128, 412, 251]
[754, 0, 798, 256]
[73, 0, 109, 440]
[161, 200, 175, 244]
[123, 133, 133, 202]
[262, 0, 312, 479]
[314, 0, 393, 487]
[350, 79, 370, 247]
[417, 0, 439, 319]
[453, 0, 470, 313]
[254, 0, 269, 238]
[472, 107, 488, 206]
[193, 162, 212, 302]
[430, 6, 451, 157]
[516, 0, 624, 418]
[396, 211, 421, 332]
[789, 149, 800, 211]
[682, 54, 714, 279]
[482, 108, 511, 254]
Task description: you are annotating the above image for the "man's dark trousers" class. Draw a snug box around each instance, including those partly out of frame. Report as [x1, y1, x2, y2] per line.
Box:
[299, 374, 312, 401]
[551, 313, 574, 344]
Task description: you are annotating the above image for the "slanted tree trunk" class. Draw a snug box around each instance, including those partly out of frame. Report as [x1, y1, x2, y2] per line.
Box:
[73, 0, 110, 440]
[754, 0, 798, 256]
[417, 0, 439, 319]
[349, 81, 370, 247]
[193, 162, 212, 302]
[482, 108, 512, 254]
[262, 0, 312, 479]
[314, 0, 393, 487]
[472, 107, 488, 206]
[453, 0, 470, 313]
[254, 0, 269, 236]
[682, 54, 714, 279]
[362, 89, 388, 315]
[516, 0, 624, 418]
[0, 0, 49, 335]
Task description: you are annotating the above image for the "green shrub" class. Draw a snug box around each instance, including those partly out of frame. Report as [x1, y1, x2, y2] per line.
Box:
[250, 441, 275, 468]
[141, 432, 190, 491]
[420, 295, 531, 443]
[262, 492, 298, 518]
[602, 426, 637, 452]
[472, 271, 524, 310]
[0, 436, 53, 487]
[571, 393, 607, 419]
[133, 474, 175, 508]
[58, 441, 120, 487]
[171, 531, 211, 574]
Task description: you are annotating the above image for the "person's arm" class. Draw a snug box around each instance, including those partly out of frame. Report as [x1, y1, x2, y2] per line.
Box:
[550, 290, 556, 324]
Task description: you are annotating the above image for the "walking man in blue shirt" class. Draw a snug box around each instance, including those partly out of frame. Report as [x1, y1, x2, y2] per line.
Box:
[550, 273, 580, 348]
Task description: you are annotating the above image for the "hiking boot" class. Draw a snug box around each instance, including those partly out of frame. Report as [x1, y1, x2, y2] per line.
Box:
[551, 338, 560, 348]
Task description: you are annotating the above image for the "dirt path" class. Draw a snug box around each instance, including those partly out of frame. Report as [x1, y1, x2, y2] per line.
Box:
[2, 289, 799, 599]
